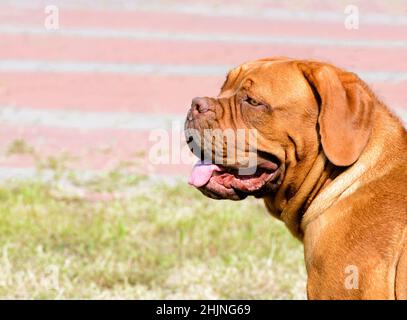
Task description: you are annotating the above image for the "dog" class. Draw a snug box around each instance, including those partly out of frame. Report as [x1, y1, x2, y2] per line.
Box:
[184, 57, 407, 299]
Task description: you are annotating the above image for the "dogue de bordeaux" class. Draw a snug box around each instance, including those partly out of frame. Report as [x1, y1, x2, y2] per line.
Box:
[184, 57, 407, 299]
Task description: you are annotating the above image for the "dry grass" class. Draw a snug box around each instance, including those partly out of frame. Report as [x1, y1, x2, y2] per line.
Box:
[0, 168, 306, 299]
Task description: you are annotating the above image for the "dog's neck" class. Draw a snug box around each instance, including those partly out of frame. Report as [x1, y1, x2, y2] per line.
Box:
[299, 105, 403, 235]
[279, 152, 343, 239]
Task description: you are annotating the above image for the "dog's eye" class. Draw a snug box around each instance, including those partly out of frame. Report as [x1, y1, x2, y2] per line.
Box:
[246, 97, 260, 106]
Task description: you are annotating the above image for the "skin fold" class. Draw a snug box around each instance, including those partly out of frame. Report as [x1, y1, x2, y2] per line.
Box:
[184, 57, 407, 300]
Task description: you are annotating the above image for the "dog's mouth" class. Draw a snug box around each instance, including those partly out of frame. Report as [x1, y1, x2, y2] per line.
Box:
[188, 159, 282, 200]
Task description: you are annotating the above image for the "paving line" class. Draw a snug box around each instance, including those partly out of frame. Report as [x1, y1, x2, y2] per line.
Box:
[1, 60, 407, 82]
[0, 106, 185, 130]
[3, 2, 407, 26]
[0, 25, 406, 48]
[0, 106, 405, 131]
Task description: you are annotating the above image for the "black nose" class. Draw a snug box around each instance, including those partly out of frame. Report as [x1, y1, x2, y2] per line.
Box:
[191, 97, 210, 114]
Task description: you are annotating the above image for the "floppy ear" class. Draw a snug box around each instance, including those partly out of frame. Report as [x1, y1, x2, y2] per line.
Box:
[299, 63, 374, 166]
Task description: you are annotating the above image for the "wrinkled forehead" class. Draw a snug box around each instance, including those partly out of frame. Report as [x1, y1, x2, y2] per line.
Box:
[219, 58, 296, 97]
[218, 59, 310, 99]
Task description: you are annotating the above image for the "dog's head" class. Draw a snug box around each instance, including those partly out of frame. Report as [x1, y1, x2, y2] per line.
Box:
[184, 58, 374, 202]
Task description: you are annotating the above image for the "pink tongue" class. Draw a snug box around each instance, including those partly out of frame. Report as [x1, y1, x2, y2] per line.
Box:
[188, 161, 221, 187]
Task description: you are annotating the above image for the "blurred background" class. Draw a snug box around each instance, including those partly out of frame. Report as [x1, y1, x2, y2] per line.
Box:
[0, 0, 405, 299]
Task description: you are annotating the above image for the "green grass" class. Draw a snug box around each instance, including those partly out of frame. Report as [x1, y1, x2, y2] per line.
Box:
[0, 169, 306, 299]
